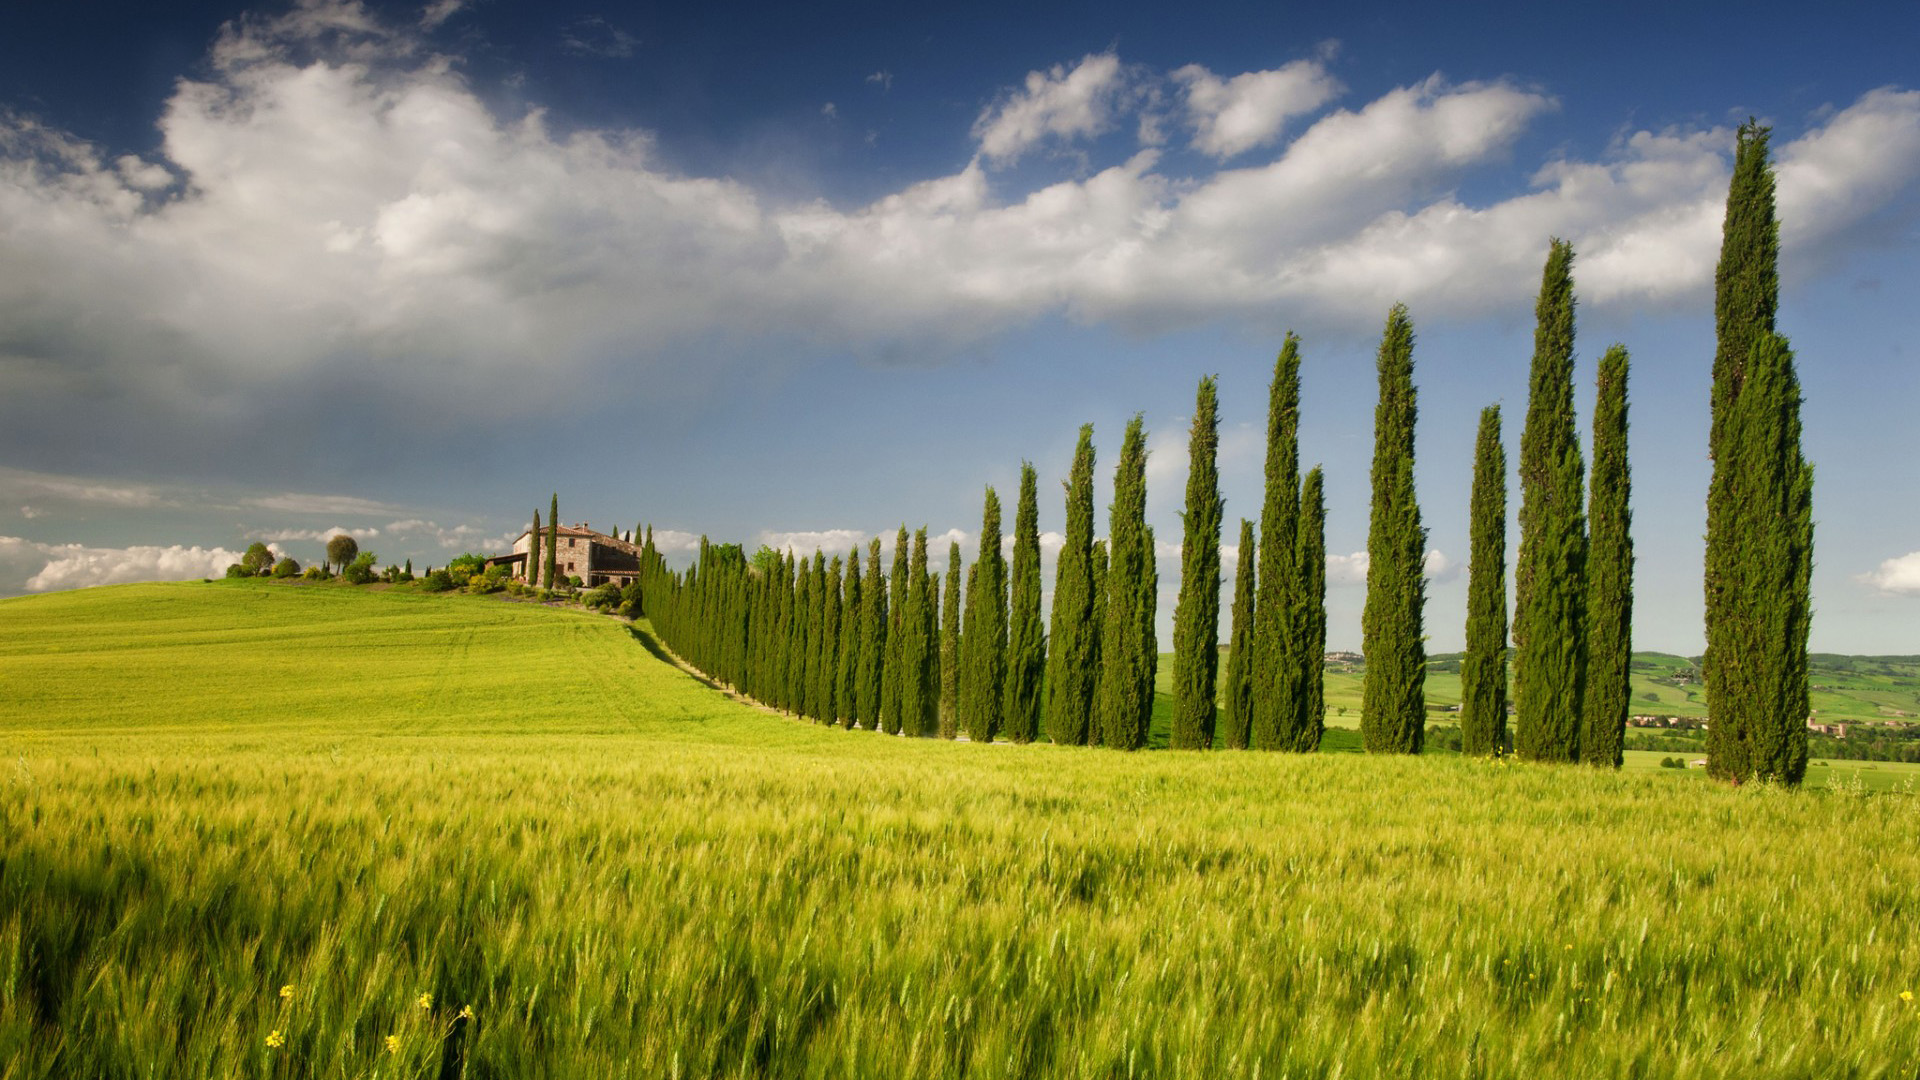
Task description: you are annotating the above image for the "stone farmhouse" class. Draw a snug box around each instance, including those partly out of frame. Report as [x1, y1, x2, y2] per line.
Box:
[488, 523, 642, 588]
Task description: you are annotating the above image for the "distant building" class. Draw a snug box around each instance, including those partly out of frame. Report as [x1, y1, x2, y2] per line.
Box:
[485, 523, 642, 588]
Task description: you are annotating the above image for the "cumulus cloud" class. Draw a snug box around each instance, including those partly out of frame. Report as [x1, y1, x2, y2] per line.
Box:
[759, 529, 870, 558]
[972, 53, 1127, 164]
[0, 536, 249, 593]
[1324, 549, 1456, 586]
[559, 16, 638, 59]
[1, 7, 1915, 471]
[1174, 59, 1342, 159]
[384, 518, 511, 550]
[1859, 550, 1920, 595]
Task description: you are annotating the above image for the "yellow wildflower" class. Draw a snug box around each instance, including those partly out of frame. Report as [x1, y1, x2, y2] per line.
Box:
[459, 1005, 475, 1020]
[1903, 990, 1915, 1003]
[266, 1030, 285, 1049]
[385, 1035, 401, 1053]
[416, 992, 433, 1010]
[279, 984, 294, 1001]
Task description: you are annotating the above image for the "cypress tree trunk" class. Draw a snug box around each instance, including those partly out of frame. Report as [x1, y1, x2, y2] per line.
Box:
[900, 530, 934, 737]
[837, 551, 861, 728]
[1045, 425, 1098, 746]
[1095, 416, 1153, 750]
[1221, 518, 1257, 749]
[1360, 304, 1427, 754]
[545, 493, 559, 590]
[1172, 377, 1223, 749]
[1004, 464, 1045, 744]
[940, 543, 961, 738]
[1706, 122, 1811, 785]
[1461, 405, 1510, 756]
[1582, 347, 1633, 767]
[883, 527, 909, 734]
[1295, 468, 1327, 751]
[961, 488, 1008, 743]
[529, 510, 541, 586]
[858, 538, 886, 730]
[1513, 239, 1588, 763]
[1253, 336, 1303, 750]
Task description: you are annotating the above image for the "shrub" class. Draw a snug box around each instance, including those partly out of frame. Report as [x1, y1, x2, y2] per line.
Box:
[586, 583, 622, 611]
[224, 563, 251, 579]
[302, 565, 332, 582]
[272, 557, 301, 578]
[343, 552, 379, 585]
[422, 570, 455, 592]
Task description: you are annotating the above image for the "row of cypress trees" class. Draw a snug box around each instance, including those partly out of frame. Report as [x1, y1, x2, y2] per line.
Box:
[624, 125, 1806, 775]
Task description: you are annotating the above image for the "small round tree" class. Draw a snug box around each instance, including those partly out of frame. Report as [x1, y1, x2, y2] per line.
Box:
[325, 534, 359, 574]
[241, 542, 275, 576]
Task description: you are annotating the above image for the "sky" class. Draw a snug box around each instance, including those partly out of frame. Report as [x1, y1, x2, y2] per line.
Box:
[2, 0, 1917, 655]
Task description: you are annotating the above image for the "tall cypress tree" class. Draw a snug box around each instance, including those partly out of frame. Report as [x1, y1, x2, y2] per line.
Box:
[1221, 518, 1257, 749]
[1360, 304, 1426, 754]
[858, 538, 886, 730]
[1294, 468, 1327, 751]
[883, 527, 909, 734]
[529, 509, 542, 586]
[1045, 425, 1098, 746]
[1706, 122, 1811, 785]
[1087, 538, 1109, 743]
[837, 550, 862, 728]
[920, 533, 942, 737]
[900, 529, 934, 737]
[940, 542, 962, 738]
[1513, 239, 1588, 763]
[961, 489, 1007, 743]
[1252, 336, 1303, 750]
[1462, 405, 1509, 756]
[1004, 464, 1045, 744]
[545, 493, 559, 589]
[1172, 376, 1224, 749]
[822, 554, 843, 724]
[1583, 346, 1633, 768]
[1095, 416, 1154, 750]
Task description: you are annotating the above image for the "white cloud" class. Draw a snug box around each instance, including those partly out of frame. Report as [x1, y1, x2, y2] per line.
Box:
[1174, 59, 1342, 159]
[20, 506, 43, 519]
[559, 16, 638, 59]
[419, 0, 465, 30]
[1859, 550, 1920, 595]
[0, 536, 249, 593]
[866, 71, 893, 93]
[258, 524, 379, 543]
[1324, 548, 1457, 587]
[0, 11, 1915, 462]
[972, 53, 1127, 164]
[248, 493, 405, 516]
[384, 518, 511, 550]
[759, 529, 870, 558]
[0, 468, 170, 509]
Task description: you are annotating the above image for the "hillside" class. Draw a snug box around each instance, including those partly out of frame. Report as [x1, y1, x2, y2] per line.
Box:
[1, 582, 1916, 1078]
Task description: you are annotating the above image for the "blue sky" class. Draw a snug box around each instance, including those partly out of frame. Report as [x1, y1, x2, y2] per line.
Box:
[2, 0, 1917, 654]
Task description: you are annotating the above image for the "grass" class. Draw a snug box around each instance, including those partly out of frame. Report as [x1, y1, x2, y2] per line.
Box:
[2, 581, 1917, 1078]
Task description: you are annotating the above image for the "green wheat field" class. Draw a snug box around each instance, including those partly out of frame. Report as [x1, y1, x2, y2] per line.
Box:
[2, 581, 1916, 1078]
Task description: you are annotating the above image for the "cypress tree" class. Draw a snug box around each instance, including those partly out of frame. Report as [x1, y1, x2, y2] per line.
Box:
[1360, 304, 1426, 754]
[529, 510, 542, 586]
[795, 553, 817, 719]
[1139, 524, 1159, 748]
[1004, 463, 1045, 744]
[1706, 122, 1812, 785]
[961, 488, 1007, 743]
[858, 538, 886, 730]
[900, 529, 934, 737]
[1295, 467, 1327, 751]
[883, 527, 909, 734]
[1513, 239, 1588, 762]
[1088, 538, 1109, 744]
[1252, 336, 1303, 750]
[1044, 425, 1098, 746]
[1171, 376, 1223, 749]
[1095, 416, 1154, 750]
[822, 554, 844, 723]
[919, 532, 941, 737]
[1221, 518, 1257, 749]
[1462, 406, 1509, 756]
[940, 542, 962, 738]
[545, 493, 559, 589]
[837, 550, 861, 728]
[1583, 346, 1633, 768]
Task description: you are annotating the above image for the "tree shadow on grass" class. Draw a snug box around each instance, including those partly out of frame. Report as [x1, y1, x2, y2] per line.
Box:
[623, 623, 725, 693]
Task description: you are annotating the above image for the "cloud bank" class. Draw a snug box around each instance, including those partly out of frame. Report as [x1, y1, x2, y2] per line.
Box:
[2, 1, 1916, 463]
[0, 536, 249, 593]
